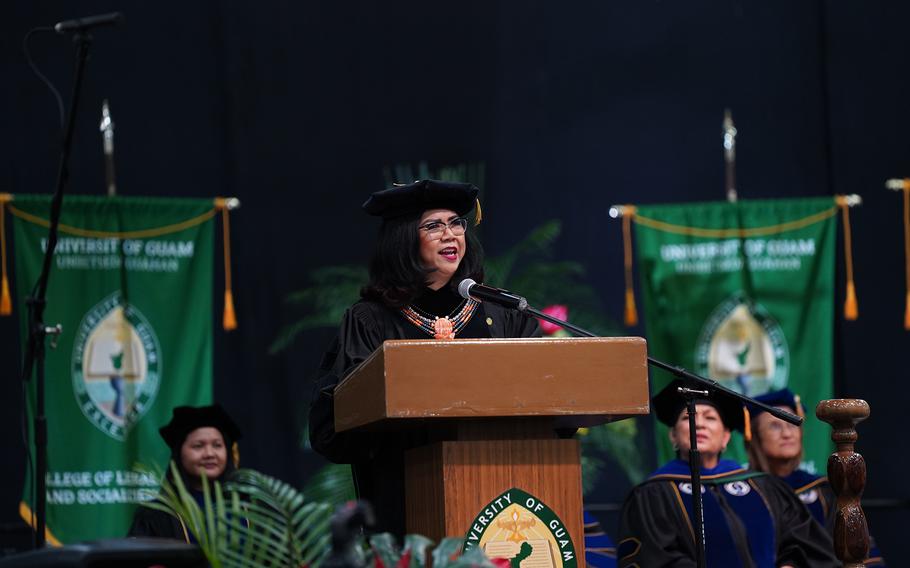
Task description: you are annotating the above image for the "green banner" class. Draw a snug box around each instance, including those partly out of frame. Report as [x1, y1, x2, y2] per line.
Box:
[633, 197, 837, 472]
[10, 195, 215, 544]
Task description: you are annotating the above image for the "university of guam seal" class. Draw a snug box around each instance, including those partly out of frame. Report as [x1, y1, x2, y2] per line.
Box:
[694, 293, 789, 397]
[463, 488, 577, 568]
[72, 292, 161, 441]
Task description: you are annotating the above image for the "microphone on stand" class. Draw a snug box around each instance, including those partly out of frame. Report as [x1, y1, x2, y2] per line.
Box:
[54, 12, 123, 34]
[458, 278, 529, 311]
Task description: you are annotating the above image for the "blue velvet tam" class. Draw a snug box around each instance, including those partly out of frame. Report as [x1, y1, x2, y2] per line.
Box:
[747, 388, 804, 418]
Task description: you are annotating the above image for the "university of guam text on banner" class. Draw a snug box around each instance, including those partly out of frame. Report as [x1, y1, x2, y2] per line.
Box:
[629, 197, 842, 472]
[5, 195, 227, 544]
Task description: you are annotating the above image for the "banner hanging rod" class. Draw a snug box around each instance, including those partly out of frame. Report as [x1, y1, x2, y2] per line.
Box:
[608, 194, 863, 219]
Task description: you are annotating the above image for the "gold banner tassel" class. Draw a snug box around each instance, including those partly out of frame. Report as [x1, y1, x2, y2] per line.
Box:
[743, 406, 752, 442]
[216, 198, 238, 331]
[903, 180, 910, 330]
[837, 196, 859, 320]
[0, 194, 11, 316]
[622, 207, 639, 326]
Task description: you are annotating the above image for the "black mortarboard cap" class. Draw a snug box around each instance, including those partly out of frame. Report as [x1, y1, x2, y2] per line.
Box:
[652, 379, 746, 432]
[158, 404, 243, 451]
[362, 180, 479, 219]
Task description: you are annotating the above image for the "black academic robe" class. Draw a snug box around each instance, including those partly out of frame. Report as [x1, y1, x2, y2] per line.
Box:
[309, 287, 541, 536]
[617, 459, 837, 568]
[128, 500, 191, 542]
[782, 469, 885, 566]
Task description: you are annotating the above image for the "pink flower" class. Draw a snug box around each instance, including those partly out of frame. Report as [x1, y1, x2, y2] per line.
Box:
[537, 304, 568, 335]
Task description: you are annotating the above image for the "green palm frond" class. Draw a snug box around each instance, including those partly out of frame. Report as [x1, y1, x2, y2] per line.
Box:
[580, 421, 647, 488]
[484, 220, 562, 286]
[145, 463, 333, 567]
[301, 463, 356, 508]
[368, 534, 497, 568]
[269, 265, 367, 354]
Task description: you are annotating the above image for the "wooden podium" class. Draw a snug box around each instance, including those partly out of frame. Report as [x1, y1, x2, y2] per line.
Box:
[334, 337, 649, 562]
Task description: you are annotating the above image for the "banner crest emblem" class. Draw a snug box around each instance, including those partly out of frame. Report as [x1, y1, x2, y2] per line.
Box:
[694, 293, 789, 397]
[71, 292, 161, 441]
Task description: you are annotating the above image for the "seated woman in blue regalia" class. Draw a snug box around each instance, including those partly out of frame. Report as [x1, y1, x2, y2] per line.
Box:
[747, 388, 885, 566]
[583, 510, 617, 568]
[617, 379, 837, 567]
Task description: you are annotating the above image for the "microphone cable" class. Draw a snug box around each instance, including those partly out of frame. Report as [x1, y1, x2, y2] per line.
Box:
[23, 27, 65, 131]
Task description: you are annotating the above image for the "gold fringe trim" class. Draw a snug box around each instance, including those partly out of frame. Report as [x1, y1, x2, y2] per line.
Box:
[7, 204, 217, 239]
[19, 501, 63, 547]
[474, 197, 483, 226]
[633, 205, 838, 238]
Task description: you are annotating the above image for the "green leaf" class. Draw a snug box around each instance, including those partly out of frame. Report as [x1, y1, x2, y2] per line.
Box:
[370, 532, 402, 568]
[301, 463, 356, 507]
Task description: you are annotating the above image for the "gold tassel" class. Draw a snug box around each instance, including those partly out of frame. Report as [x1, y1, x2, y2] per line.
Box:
[0, 276, 10, 316]
[844, 281, 858, 321]
[232, 442, 240, 468]
[903, 182, 910, 330]
[223, 289, 237, 331]
[474, 197, 483, 226]
[837, 196, 859, 320]
[0, 194, 10, 316]
[624, 289, 638, 327]
[622, 208, 639, 326]
[743, 406, 751, 442]
[216, 198, 238, 331]
[793, 394, 805, 420]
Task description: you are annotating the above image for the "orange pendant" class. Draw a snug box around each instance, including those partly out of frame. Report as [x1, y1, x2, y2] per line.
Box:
[433, 317, 455, 340]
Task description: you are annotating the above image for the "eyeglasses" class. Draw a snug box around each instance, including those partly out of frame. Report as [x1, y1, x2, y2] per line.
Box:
[419, 217, 468, 239]
[761, 421, 801, 435]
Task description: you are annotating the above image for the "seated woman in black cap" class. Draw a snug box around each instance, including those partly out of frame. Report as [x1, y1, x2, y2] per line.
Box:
[128, 404, 242, 541]
[309, 180, 540, 536]
[747, 389, 884, 565]
[617, 380, 836, 567]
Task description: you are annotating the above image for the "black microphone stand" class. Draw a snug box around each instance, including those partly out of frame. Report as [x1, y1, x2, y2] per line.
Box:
[522, 302, 801, 568]
[21, 30, 94, 549]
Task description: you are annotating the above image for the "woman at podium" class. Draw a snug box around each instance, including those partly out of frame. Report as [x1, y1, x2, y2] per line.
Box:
[308, 180, 540, 536]
[617, 380, 836, 567]
[746, 389, 885, 565]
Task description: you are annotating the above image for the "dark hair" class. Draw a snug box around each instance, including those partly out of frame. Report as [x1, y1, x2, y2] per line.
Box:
[361, 213, 485, 308]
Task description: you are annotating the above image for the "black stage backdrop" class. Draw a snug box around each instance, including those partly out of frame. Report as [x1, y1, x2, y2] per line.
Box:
[1, 0, 908, 560]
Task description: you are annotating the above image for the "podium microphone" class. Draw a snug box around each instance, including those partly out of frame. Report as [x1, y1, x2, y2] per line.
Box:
[54, 12, 123, 34]
[458, 278, 528, 311]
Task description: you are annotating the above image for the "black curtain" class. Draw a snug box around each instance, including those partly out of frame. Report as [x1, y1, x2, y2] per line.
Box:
[2, 0, 908, 559]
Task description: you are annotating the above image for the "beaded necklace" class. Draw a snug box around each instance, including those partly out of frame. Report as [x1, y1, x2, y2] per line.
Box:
[400, 298, 479, 340]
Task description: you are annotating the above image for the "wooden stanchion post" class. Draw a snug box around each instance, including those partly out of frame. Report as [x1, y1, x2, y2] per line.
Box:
[816, 399, 871, 567]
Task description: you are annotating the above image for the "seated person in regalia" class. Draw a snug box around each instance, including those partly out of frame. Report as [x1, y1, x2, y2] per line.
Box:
[617, 379, 837, 567]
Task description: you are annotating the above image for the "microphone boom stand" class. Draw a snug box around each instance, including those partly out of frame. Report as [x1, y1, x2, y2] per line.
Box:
[521, 302, 802, 568]
[21, 30, 94, 549]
